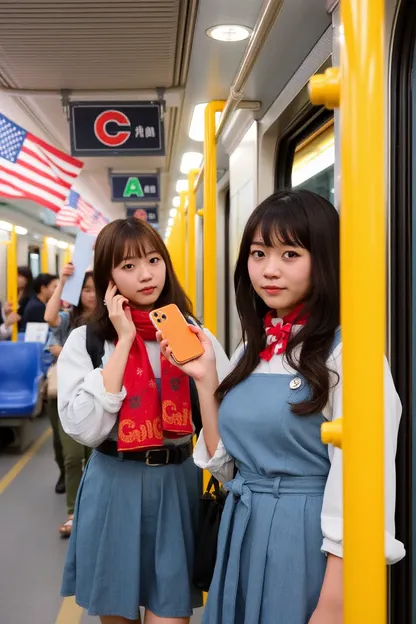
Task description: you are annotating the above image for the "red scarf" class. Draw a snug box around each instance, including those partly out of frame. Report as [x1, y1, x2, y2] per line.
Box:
[259, 306, 307, 361]
[117, 308, 193, 451]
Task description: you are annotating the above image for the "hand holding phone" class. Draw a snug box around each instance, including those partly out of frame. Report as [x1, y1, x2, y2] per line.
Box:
[150, 304, 204, 364]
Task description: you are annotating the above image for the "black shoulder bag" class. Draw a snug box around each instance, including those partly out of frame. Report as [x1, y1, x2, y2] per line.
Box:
[193, 475, 228, 592]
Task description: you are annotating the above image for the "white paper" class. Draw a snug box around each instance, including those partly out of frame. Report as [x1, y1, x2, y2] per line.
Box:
[61, 232, 95, 306]
[25, 322, 49, 343]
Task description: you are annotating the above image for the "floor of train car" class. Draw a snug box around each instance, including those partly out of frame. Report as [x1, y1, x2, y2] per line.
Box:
[0, 416, 204, 624]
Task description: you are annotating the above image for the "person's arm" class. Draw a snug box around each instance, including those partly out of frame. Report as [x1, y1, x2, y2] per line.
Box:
[57, 327, 126, 447]
[312, 344, 406, 622]
[44, 263, 74, 327]
[49, 344, 63, 358]
[159, 325, 236, 482]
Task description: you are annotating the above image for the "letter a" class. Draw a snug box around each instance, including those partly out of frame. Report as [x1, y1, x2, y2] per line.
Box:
[123, 177, 144, 198]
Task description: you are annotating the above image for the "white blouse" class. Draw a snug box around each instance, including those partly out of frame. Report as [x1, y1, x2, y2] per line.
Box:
[57, 325, 230, 448]
[193, 340, 406, 565]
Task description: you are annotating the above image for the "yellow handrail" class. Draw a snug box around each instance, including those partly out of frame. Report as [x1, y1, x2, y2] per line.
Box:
[6, 227, 18, 342]
[187, 169, 199, 313]
[203, 101, 225, 334]
[41, 237, 49, 273]
[309, 0, 386, 621]
[178, 191, 188, 291]
[63, 248, 72, 265]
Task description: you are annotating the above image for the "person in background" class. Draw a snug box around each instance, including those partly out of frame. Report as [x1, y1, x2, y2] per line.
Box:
[17, 265, 34, 326]
[44, 264, 96, 536]
[0, 302, 20, 340]
[21, 273, 58, 330]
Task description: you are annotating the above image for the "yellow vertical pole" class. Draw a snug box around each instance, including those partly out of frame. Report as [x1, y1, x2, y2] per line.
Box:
[179, 191, 188, 291]
[41, 237, 49, 273]
[342, 1, 386, 621]
[63, 248, 71, 265]
[187, 169, 199, 313]
[169, 211, 182, 286]
[310, 1, 386, 622]
[203, 101, 225, 334]
[6, 227, 18, 342]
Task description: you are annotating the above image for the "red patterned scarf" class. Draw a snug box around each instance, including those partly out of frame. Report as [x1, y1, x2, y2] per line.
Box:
[117, 308, 193, 451]
[259, 306, 307, 361]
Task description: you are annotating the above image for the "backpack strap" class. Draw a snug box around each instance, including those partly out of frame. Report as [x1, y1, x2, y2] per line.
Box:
[85, 324, 105, 369]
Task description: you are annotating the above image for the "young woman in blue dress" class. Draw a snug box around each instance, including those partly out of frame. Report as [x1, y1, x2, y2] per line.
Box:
[57, 217, 229, 624]
[159, 190, 405, 624]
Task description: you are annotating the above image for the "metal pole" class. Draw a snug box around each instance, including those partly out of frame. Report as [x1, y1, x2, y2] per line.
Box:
[310, 0, 386, 621]
[6, 227, 18, 342]
[179, 191, 188, 292]
[203, 102, 224, 334]
[194, 0, 284, 193]
[41, 237, 49, 273]
[187, 169, 199, 313]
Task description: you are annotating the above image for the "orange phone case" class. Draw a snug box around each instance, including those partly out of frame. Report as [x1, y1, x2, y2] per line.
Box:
[150, 304, 204, 364]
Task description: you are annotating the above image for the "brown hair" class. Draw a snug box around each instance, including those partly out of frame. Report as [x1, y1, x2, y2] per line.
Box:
[90, 217, 193, 341]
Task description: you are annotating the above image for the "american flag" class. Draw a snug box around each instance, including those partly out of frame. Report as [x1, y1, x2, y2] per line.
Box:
[56, 190, 108, 235]
[0, 114, 83, 212]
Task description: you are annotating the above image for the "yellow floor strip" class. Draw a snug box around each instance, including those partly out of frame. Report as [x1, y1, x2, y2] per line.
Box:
[55, 596, 83, 624]
[0, 426, 52, 496]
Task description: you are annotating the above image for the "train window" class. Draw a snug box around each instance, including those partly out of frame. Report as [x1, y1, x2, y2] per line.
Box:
[291, 121, 335, 201]
[29, 251, 40, 278]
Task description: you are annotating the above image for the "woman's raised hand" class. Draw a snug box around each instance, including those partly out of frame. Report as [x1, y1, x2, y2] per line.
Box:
[59, 262, 75, 283]
[157, 324, 218, 383]
[105, 282, 136, 344]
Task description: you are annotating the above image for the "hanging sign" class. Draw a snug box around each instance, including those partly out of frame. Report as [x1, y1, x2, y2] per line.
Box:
[111, 173, 160, 202]
[69, 102, 165, 157]
[127, 205, 159, 226]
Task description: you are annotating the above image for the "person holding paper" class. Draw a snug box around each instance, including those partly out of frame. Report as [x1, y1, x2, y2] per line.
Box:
[57, 217, 229, 624]
[44, 263, 96, 536]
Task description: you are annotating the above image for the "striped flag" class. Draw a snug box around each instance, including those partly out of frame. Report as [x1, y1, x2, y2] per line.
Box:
[87, 222, 105, 237]
[77, 196, 96, 232]
[0, 113, 83, 212]
[56, 189, 108, 235]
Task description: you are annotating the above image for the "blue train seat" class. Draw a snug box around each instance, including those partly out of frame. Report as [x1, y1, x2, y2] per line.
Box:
[0, 342, 44, 417]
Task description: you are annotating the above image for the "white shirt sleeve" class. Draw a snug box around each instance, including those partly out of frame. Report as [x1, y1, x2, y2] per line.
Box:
[321, 343, 406, 564]
[57, 326, 126, 448]
[193, 330, 235, 482]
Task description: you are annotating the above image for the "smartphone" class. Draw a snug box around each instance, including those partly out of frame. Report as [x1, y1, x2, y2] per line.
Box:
[150, 304, 204, 364]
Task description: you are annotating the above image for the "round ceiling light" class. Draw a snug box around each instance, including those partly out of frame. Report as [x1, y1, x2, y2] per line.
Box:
[206, 24, 252, 43]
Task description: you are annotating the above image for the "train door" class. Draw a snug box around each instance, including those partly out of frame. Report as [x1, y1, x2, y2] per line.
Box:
[28, 245, 40, 278]
[390, 1, 416, 622]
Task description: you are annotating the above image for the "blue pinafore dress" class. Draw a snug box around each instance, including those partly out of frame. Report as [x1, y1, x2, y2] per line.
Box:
[203, 331, 341, 624]
[61, 378, 203, 620]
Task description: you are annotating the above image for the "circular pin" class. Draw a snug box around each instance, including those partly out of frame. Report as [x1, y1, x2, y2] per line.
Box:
[290, 377, 302, 390]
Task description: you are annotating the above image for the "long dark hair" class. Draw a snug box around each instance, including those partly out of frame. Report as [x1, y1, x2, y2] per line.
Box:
[69, 271, 94, 329]
[90, 217, 193, 341]
[216, 189, 340, 415]
[18, 266, 33, 300]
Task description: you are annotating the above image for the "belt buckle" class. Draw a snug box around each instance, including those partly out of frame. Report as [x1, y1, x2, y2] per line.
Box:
[145, 448, 170, 466]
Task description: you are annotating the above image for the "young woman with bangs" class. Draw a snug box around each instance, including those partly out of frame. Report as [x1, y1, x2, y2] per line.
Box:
[57, 217, 229, 624]
[158, 190, 405, 624]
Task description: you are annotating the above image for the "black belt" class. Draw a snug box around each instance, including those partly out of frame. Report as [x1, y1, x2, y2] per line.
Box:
[97, 439, 193, 466]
